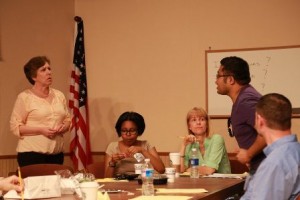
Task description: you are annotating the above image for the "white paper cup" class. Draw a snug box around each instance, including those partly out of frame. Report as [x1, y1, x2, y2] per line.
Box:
[169, 152, 181, 178]
[165, 167, 176, 183]
[134, 163, 143, 174]
[165, 167, 176, 174]
[80, 181, 98, 200]
[169, 152, 180, 165]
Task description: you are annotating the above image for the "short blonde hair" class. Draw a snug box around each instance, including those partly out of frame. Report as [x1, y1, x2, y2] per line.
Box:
[186, 107, 210, 137]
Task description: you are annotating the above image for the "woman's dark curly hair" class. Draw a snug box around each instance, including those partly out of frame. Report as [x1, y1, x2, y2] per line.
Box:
[115, 111, 145, 137]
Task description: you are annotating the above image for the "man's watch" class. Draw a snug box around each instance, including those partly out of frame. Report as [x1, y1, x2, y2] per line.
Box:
[108, 161, 116, 167]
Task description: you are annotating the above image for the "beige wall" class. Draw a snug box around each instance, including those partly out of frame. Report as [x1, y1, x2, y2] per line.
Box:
[74, 0, 300, 152]
[1, 0, 300, 158]
[0, 0, 75, 155]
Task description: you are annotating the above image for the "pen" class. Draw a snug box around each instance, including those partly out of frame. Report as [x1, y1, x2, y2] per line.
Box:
[17, 167, 24, 200]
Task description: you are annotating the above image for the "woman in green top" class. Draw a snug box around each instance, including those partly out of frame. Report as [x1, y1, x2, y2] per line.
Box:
[179, 107, 231, 175]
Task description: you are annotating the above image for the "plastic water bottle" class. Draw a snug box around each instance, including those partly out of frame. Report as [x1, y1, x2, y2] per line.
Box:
[189, 148, 200, 178]
[141, 158, 155, 196]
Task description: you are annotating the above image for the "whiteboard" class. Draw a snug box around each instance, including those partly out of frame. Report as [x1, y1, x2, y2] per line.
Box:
[205, 45, 300, 118]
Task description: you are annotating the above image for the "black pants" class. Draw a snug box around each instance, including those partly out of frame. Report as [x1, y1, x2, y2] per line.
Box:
[17, 152, 64, 167]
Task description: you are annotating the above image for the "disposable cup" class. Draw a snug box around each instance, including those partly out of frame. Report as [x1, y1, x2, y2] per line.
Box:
[169, 152, 180, 165]
[169, 152, 181, 177]
[165, 167, 176, 183]
[80, 181, 98, 200]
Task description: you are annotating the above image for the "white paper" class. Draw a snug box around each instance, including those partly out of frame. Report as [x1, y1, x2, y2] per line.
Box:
[130, 196, 191, 200]
[202, 172, 249, 179]
[4, 175, 61, 199]
[60, 178, 77, 194]
[156, 188, 208, 194]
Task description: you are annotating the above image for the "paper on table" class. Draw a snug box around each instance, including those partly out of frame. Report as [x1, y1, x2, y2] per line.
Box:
[156, 188, 208, 194]
[179, 172, 190, 177]
[202, 172, 249, 179]
[130, 196, 191, 200]
[95, 178, 129, 183]
[60, 178, 77, 194]
[97, 191, 110, 200]
[3, 190, 21, 199]
[4, 175, 61, 199]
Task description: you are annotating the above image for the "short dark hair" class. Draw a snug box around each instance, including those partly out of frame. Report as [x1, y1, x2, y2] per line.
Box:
[24, 56, 50, 85]
[220, 56, 251, 85]
[115, 111, 145, 137]
[256, 93, 292, 130]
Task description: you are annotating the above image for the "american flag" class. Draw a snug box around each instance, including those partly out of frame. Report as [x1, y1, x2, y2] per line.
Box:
[69, 17, 92, 170]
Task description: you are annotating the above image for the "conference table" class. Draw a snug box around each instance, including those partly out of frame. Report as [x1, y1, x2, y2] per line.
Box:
[98, 176, 245, 200]
[4, 176, 245, 200]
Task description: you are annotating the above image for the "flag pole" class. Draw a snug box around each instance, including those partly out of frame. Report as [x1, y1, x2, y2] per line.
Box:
[69, 16, 92, 171]
[74, 16, 82, 22]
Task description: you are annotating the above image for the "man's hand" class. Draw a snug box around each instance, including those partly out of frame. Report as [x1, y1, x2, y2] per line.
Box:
[236, 148, 251, 165]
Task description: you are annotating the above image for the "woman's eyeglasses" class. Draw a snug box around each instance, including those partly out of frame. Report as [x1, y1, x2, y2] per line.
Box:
[227, 118, 234, 137]
[121, 129, 137, 136]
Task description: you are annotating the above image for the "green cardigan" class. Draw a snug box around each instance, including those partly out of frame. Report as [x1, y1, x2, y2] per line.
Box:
[184, 134, 231, 173]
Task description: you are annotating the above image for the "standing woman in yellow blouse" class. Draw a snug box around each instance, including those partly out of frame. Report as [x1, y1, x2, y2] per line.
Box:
[10, 56, 71, 167]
